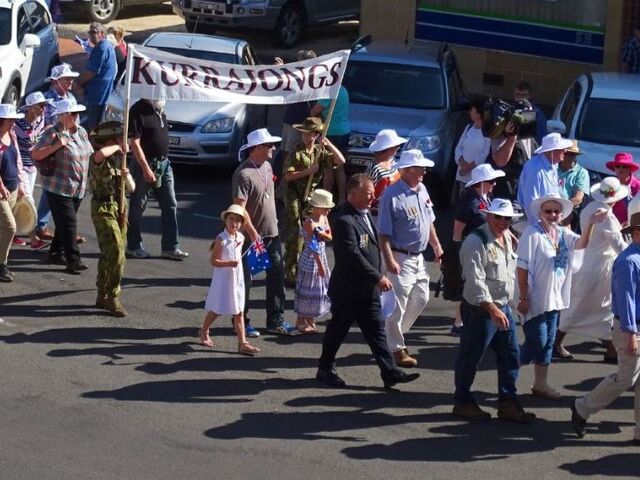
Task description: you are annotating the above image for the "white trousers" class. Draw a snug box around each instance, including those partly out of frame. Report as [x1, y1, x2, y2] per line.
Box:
[576, 322, 640, 440]
[23, 169, 37, 199]
[385, 252, 430, 352]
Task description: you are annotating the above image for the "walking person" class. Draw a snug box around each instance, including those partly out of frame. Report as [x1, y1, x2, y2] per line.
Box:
[454, 198, 536, 422]
[377, 149, 444, 367]
[126, 98, 188, 261]
[200, 204, 260, 356]
[316, 173, 420, 389]
[365, 129, 407, 217]
[454, 98, 491, 190]
[570, 211, 640, 444]
[294, 189, 334, 334]
[606, 152, 640, 226]
[516, 193, 606, 400]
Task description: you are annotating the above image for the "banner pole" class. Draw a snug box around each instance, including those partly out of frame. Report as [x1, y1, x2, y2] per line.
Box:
[119, 44, 136, 228]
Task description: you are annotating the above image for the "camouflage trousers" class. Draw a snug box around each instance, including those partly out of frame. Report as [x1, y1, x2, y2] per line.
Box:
[283, 193, 309, 283]
[91, 199, 127, 299]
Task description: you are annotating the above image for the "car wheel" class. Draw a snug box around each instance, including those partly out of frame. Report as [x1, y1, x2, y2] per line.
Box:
[273, 3, 305, 48]
[86, 0, 121, 23]
[2, 83, 20, 107]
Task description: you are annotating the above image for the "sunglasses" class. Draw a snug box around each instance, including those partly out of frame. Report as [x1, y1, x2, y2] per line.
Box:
[543, 209, 561, 214]
[261, 143, 276, 149]
[492, 214, 512, 221]
[482, 180, 497, 185]
[88, 30, 99, 34]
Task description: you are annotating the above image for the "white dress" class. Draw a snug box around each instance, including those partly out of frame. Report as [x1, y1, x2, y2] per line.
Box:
[559, 201, 627, 339]
[204, 230, 245, 315]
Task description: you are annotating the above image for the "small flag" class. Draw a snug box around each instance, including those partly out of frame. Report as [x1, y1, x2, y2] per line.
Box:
[246, 240, 271, 276]
[74, 35, 93, 55]
[308, 235, 321, 254]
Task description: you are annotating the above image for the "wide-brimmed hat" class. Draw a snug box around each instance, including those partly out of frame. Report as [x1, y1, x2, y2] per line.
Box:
[90, 121, 124, 142]
[220, 204, 247, 222]
[380, 288, 397, 320]
[22, 92, 53, 108]
[0, 104, 25, 120]
[12, 196, 37, 235]
[530, 193, 574, 220]
[480, 198, 523, 218]
[534, 132, 574, 154]
[395, 149, 434, 169]
[238, 128, 281, 161]
[54, 99, 86, 115]
[606, 152, 640, 173]
[45, 64, 80, 82]
[293, 117, 323, 134]
[308, 189, 335, 209]
[565, 139, 581, 155]
[590, 177, 629, 204]
[368, 129, 408, 153]
[622, 212, 640, 235]
[465, 163, 506, 188]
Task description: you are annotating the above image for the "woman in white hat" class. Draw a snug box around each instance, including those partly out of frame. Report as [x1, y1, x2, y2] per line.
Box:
[516, 193, 607, 400]
[0, 104, 27, 282]
[31, 99, 93, 274]
[365, 129, 408, 217]
[555, 177, 629, 362]
[454, 98, 491, 187]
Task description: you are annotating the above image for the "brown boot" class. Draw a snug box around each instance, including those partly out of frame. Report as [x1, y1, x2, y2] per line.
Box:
[497, 399, 536, 424]
[104, 297, 127, 317]
[393, 348, 418, 368]
[452, 401, 491, 421]
[96, 294, 107, 309]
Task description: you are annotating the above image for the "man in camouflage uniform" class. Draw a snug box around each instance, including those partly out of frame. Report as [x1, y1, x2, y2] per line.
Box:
[282, 117, 344, 286]
[89, 121, 129, 317]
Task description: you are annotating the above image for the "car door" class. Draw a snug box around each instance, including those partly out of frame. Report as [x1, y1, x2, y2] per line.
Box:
[24, 0, 56, 91]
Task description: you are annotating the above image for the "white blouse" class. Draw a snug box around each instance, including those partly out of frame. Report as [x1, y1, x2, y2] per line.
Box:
[454, 124, 491, 183]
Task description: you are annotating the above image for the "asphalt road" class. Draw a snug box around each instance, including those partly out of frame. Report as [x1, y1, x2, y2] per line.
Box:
[1, 9, 639, 480]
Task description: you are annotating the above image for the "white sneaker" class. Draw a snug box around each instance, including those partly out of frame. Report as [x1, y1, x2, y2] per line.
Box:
[161, 249, 189, 260]
[126, 248, 151, 259]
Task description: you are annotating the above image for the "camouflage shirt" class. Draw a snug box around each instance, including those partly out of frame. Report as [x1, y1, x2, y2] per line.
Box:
[89, 151, 124, 198]
[284, 143, 333, 199]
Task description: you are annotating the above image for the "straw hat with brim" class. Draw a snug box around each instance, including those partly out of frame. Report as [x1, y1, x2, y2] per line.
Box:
[565, 139, 581, 155]
[380, 288, 397, 320]
[293, 117, 323, 133]
[531, 193, 574, 220]
[46, 64, 80, 82]
[54, 99, 86, 115]
[0, 104, 25, 120]
[480, 198, 523, 218]
[606, 152, 640, 173]
[622, 212, 640, 235]
[12, 196, 37, 235]
[395, 149, 434, 169]
[308, 189, 335, 208]
[369, 129, 408, 152]
[465, 163, 506, 188]
[590, 177, 629, 204]
[220, 204, 247, 222]
[237, 128, 281, 162]
[90, 121, 124, 142]
[534, 132, 574, 154]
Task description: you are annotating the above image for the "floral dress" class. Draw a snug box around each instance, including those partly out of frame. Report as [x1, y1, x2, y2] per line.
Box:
[294, 219, 331, 317]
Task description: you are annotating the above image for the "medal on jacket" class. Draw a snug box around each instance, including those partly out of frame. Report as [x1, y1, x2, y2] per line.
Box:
[359, 233, 369, 248]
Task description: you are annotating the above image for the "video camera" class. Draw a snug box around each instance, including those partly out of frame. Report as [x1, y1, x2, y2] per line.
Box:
[481, 98, 537, 140]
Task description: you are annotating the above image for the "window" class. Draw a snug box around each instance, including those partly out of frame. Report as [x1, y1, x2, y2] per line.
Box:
[559, 82, 581, 130]
[150, 46, 238, 64]
[28, 2, 51, 34]
[577, 98, 640, 147]
[0, 8, 11, 45]
[17, 6, 31, 45]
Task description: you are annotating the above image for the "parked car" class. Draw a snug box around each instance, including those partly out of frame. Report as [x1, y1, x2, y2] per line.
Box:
[103, 32, 263, 168]
[172, 0, 360, 48]
[551, 72, 640, 182]
[59, 0, 165, 23]
[0, 0, 59, 106]
[343, 41, 469, 205]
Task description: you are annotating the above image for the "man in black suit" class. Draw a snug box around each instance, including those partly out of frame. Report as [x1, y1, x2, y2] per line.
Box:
[316, 174, 421, 389]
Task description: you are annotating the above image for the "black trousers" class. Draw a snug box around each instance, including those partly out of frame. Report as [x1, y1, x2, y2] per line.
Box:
[319, 295, 396, 381]
[47, 191, 82, 265]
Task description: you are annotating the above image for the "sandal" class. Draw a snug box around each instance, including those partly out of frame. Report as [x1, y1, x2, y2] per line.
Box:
[199, 328, 214, 348]
[238, 342, 260, 356]
[295, 320, 314, 334]
[305, 319, 319, 333]
[554, 344, 573, 359]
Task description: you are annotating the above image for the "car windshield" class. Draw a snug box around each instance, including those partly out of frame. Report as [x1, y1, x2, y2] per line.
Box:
[150, 46, 239, 64]
[0, 8, 11, 45]
[343, 61, 445, 109]
[577, 98, 640, 147]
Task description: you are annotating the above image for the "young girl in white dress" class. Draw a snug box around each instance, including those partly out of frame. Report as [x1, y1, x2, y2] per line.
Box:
[200, 204, 260, 355]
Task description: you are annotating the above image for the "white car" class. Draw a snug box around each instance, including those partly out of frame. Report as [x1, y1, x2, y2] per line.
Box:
[0, 0, 60, 105]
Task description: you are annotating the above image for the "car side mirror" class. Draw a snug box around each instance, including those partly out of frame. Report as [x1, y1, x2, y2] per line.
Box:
[23, 33, 41, 50]
[547, 119, 566, 134]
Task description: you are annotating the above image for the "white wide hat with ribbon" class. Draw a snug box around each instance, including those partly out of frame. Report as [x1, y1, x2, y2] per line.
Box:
[23, 91, 53, 108]
[54, 99, 86, 115]
[238, 128, 282, 162]
[368, 129, 408, 152]
[480, 198, 524, 218]
[395, 149, 434, 169]
[530, 193, 574, 220]
[534, 132, 574, 155]
[590, 177, 629, 204]
[12, 196, 37, 235]
[465, 163, 506, 188]
[46, 63, 80, 82]
[0, 104, 25, 120]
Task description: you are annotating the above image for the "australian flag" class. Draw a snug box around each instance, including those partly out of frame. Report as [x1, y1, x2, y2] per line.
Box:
[246, 240, 271, 276]
[74, 35, 93, 55]
[308, 235, 321, 254]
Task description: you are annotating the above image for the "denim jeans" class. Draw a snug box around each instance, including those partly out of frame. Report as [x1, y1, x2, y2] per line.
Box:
[127, 159, 179, 252]
[454, 301, 520, 405]
[520, 310, 559, 366]
[37, 192, 52, 229]
[242, 236, 285, 329]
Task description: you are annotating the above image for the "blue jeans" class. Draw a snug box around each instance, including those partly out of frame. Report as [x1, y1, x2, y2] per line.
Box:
[37, 193, 52, 229]
[127, 159, 179, 252]
[454, 301, 520, 405]
[520, 310, 559, 366]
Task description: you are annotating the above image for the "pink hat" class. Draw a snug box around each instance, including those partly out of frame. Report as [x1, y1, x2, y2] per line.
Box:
[606, 152, 640, 173]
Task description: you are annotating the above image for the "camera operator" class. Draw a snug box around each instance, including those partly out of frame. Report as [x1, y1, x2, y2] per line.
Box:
[490, 119, 536, 200]
[513, 81, 547, 144]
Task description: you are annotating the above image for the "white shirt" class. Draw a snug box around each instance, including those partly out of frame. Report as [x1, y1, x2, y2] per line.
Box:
[454, 124, 491, 183]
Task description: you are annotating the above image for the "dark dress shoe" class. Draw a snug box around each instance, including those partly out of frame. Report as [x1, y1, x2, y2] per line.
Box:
[316, 368, 346, 387]
[47, 253, 67, 265]
[383, 369, 420, 389]
[66, 261, 88, 274]
[570, 400, 586, 438]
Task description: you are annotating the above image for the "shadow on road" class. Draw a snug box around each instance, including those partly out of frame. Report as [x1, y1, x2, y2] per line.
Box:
[559, 453, 640, 476]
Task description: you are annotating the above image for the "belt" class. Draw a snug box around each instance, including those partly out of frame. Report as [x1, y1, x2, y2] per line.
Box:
[391, 247, 423, 256]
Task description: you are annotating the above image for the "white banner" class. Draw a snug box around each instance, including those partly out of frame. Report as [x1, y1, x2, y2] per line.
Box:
[128, 45, 350, 105]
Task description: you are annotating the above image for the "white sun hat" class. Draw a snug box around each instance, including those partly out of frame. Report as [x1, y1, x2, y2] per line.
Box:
[46, 63, 80, 82]
[465, 163, 506, 188]
[534, 132, 574, 155]
[368, 129, 408, 153]
[238, 128, 282, 162]
[54, 99, 86, 115]
[530, 193, 574, 220]
[395, 149, 434, 169]
[0, 104, 25, 120]
[590, 177, 630, 204]
[480, 198, 523, 218]
[12, 196, 37, 235]
[23, 92, 53, 108]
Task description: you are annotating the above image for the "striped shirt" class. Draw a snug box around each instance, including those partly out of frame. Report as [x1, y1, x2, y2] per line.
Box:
[13, 114, 46, 169]
[35, 123, 93, 198]
[366, 161, 400, 215]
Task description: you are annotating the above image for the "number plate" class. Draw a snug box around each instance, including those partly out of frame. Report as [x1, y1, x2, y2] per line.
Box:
[169, 136, 180, 145]
[199, 1, 225, 13]
[348, 156, 371, 167]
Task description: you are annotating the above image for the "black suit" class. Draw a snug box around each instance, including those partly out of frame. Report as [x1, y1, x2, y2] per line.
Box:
[319, 202, 396, 380]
